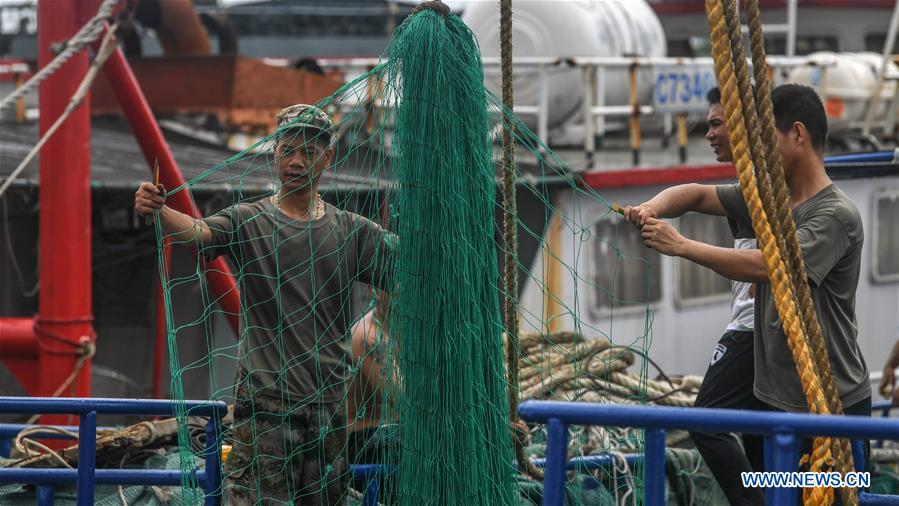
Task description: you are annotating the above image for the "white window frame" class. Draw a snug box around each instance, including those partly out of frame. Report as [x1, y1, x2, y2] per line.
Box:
[674, 258, 733, 308]
[673, 214, 733, 308]
[872, 187, 899, 284]
[587, 214, 663, 320]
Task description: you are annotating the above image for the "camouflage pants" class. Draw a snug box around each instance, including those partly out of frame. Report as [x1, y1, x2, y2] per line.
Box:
[224, 378, 348, 505]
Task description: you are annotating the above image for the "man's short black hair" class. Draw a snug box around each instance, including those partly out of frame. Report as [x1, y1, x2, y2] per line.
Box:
[771, 84, 827, 150]
[707, 85, 757, 106]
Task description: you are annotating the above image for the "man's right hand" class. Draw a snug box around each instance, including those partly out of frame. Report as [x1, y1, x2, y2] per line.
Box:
[135, 182, 166, 216]
[623, 204, 657, 228]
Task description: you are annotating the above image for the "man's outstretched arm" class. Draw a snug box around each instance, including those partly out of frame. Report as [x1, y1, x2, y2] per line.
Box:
[642, 217, 767, 283]
[134, 182, 212, 245]
[624, 183, 728, 227]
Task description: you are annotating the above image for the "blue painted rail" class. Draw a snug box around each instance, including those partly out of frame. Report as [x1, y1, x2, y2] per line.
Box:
[0, 397, 227, 506]
[0, 420, 390, 506]
[873, 400, 896, 414]
[7, 397, 896, 504]
[519, 400, 899, 506]
[825, 151, 898, 164]
[0, 402, 391, 506]
[531, 453, 640, 471]
[873, 400, 897, 448]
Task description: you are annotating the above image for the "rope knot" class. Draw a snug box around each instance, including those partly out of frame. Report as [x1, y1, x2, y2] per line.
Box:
[78, 335, 96, 358]
[412, 1, 450, 16]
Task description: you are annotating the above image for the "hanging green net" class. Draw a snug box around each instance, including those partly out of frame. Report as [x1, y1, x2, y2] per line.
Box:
[155, 7, 701, 505]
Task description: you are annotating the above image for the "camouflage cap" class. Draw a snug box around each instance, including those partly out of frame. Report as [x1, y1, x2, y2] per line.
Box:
[274, 104, 334, 143]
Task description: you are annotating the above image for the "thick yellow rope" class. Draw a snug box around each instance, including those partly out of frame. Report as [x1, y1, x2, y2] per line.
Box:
[704, 1, 834, 502]
[739, 2, 857, 503]
[718, 2, 855, 502]
[719, 0, 781, 256]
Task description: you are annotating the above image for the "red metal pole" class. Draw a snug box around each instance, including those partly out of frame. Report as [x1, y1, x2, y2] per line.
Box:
[152, 240, 171, 399]
[35, 0, 96, 409]
[101, 40, 241, 333]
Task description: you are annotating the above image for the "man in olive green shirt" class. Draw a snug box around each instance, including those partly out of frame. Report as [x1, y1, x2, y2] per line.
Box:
[712, 182, 868, 412]
[135, 104, 395, 505]
[624, 84, 870, 501]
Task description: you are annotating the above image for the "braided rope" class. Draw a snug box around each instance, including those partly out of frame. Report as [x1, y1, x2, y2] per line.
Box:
[743, 2, 857, 502]
[498, 0, 539, 480]
[719, 0, 786, 297]
[743, 0, 842, 419]
[500, 0, 519, 421]
[0, 0, 120, 117]
[747, 3, 858, 498]
[734, 0, 858, 505]
[704, 2, 834, 502]
[719, 2, 852, 498]
[0, 23, 121, 200]
[411, 1, 450, 16]
[743, 0, 847, 418]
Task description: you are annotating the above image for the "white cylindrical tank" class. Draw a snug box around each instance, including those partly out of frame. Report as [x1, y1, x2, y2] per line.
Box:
[462, 0, 667, 130]
[787, 52, 899, 133]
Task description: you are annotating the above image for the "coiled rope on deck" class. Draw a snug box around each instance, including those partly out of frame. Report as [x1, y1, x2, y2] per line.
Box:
[704, 0, 835, 503]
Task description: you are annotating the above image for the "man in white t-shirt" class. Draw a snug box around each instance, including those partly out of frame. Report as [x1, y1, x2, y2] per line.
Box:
[629, 88, 764, 505]
[689, 233, 763, 506]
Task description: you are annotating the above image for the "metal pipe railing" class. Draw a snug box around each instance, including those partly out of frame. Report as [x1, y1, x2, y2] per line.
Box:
[519, 400, 899, 506]
[0, 422, 393, 506]
[11, 401, 885, 506]
[315, 55, 858, 165]
[0, 397, 227, 506]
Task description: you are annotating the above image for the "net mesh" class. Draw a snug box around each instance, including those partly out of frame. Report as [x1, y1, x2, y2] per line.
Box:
[156, 8, 695, 505]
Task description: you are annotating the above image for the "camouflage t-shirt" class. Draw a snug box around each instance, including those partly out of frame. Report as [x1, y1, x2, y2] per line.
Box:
[203, 198, 394, 404]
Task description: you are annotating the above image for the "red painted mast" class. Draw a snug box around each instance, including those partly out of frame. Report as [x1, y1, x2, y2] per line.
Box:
[35, 0, 98, 410]
[0, 6, 243, 401]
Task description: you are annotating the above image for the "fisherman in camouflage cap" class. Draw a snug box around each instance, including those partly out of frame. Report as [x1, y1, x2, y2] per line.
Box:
[134, 103, 396, 504]
[275, 103, 335, 144]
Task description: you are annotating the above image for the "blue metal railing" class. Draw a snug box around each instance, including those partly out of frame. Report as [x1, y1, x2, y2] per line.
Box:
[0, 397, 227, 506]
[825, 151, 898, 164]
[873, 400, 896, 418]
[5, 397, 897, 505]
[0, 422, 391, 506]
[519, 400, 899, 506]
[873, 400, 897, 448]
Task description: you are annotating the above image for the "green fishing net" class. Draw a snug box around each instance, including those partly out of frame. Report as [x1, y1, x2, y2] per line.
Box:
[156, 7, 669, 505]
